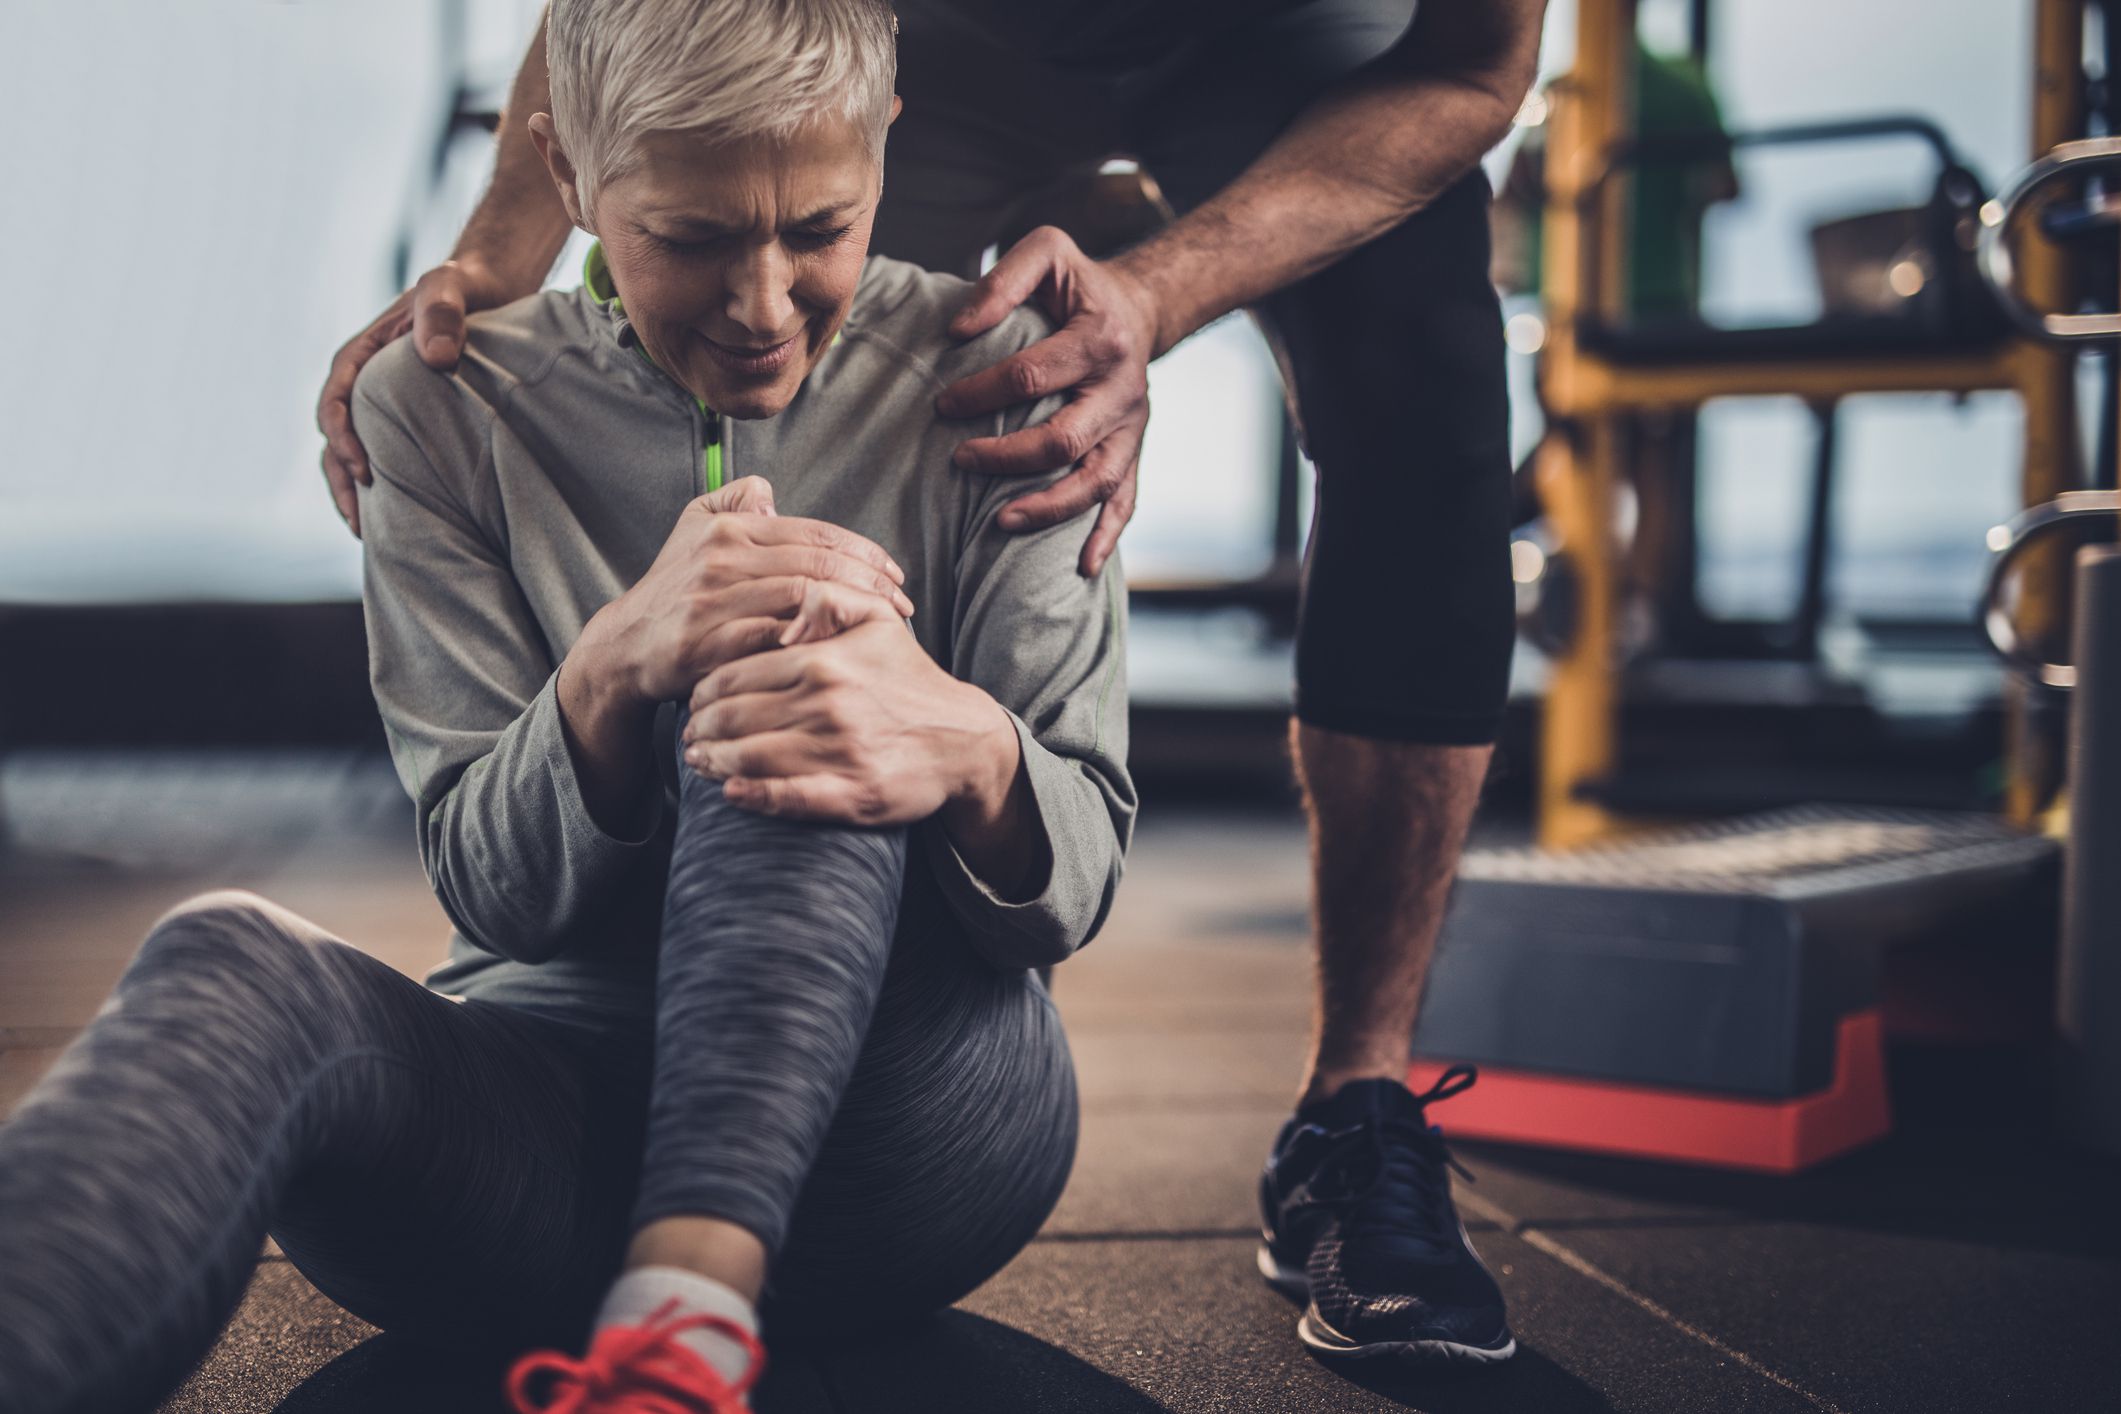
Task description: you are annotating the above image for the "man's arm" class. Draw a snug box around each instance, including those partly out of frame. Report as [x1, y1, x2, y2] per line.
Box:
[317, 8, 566, 528]
[1117, 0, 1545, 351]
[432, 15, 572, 344]
[942, 0, 1547, 572]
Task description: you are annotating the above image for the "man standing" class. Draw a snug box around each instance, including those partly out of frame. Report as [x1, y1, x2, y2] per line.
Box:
[317, 0, 1543, 1365]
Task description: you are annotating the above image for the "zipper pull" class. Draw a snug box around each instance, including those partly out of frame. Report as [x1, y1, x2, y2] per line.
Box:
[699, 404, 724, 494]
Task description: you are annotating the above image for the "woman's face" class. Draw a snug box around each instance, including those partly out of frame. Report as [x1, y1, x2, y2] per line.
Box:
[592, 116, 884, 419]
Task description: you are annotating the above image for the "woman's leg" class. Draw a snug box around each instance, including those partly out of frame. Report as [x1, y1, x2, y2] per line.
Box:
[0, 890, 644, 1414]
[623, 762, 910, 1295]
[618, 750, 1077, 1327]
[771, 865, 1080, 1325]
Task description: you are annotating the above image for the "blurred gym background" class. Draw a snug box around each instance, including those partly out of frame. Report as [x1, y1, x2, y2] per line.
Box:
[0, 0, 2038, 776]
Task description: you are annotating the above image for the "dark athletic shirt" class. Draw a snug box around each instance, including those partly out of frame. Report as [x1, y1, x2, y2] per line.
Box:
[937, 0, 1307, 70]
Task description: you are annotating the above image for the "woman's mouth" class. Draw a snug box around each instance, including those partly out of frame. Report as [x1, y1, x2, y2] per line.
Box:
[699, 331, 802, 377]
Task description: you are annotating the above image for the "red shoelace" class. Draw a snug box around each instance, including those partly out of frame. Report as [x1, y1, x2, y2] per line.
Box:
[505, 1296, 767, 1414]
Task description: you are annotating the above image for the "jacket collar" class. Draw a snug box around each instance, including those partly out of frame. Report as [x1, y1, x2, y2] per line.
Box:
[582, 241, 645, 354]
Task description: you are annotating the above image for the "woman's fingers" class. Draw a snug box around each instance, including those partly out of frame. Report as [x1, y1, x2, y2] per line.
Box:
[690, 643, 812, 715]
[722, 773, 870, 822]
[748, 513, 905, 585]
[713, 546, 913, 618]
[683, 685, 804, 747]
[699, 475, 778, 516]
[689, 615, 791, 681]
[687, 728, 820, 782]
[697, 492, 906, 586]
[781, 577, 904, 646]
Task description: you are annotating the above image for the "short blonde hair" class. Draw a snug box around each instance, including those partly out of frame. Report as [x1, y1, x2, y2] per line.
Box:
[547, 0, 898, 220]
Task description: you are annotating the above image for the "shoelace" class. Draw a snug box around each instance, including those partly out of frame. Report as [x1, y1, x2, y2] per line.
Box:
[1311, 1068, 1480, 1255]
[505, 1296, 766, 1414]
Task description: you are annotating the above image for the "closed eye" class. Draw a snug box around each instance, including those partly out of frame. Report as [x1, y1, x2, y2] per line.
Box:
[786, 224, 855, 252]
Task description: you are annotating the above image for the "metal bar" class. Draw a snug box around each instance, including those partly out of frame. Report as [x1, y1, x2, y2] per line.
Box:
[1536, 0, 1637, 849]
[1792, 400, 1840, 661]
[2009, 0, 2089, 821]
[1546, 350, 2022, 415]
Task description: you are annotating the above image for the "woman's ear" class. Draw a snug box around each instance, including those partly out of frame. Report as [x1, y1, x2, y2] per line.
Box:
[887, 93, 903, 126]
[527, 113, 591, 232]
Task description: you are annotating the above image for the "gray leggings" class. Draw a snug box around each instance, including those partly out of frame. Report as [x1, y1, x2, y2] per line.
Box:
[0, 763, 1078, 1414]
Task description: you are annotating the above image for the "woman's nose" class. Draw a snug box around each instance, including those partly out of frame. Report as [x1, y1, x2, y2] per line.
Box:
[725, 244, 797, 339]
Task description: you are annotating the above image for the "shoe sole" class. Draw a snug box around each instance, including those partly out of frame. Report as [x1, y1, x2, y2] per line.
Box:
[1255, 1242, 1310, 1300]
[1297, 1308, 1518, 1365]
[1263, 1245, 1515, 1366]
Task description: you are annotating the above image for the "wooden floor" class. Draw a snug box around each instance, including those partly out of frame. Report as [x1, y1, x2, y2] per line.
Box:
[1, 750, 2116, 1413]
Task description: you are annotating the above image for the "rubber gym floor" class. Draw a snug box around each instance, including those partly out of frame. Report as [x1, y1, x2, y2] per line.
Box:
[2, 753, 2115, 1413]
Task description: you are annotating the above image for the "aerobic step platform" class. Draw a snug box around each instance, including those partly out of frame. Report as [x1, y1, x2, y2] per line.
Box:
[1409, 806, 2059, 1172]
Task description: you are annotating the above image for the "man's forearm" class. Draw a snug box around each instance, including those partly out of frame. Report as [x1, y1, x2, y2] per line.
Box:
[456, 9, 573, 295]
[1114, 0, 1544, 356]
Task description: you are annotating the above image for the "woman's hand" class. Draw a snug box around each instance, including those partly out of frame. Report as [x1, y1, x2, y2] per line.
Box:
[579, 477, 916, 713]
[679, 618, 1023, 828]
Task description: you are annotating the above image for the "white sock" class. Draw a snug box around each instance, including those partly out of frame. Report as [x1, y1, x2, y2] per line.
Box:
[594, 1266, 760, 1387]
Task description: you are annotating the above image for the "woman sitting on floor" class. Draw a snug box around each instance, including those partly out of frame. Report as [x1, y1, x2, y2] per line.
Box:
[0, 2, 1131, 1410]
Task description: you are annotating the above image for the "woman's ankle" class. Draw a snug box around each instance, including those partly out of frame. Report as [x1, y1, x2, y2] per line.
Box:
[624, 1216, 768, 1303]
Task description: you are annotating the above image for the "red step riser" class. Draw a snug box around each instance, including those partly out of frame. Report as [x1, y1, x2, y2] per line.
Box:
[1408, 1009, 1890, 1173]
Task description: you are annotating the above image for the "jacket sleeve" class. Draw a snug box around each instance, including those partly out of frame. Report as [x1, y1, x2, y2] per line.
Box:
[919, 401, 1137, 971]
[352, 364, 668, 963]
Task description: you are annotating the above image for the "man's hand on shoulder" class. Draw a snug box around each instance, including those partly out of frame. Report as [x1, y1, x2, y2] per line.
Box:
[316, 256, 520, 538]
[934, 226, 1159, 578]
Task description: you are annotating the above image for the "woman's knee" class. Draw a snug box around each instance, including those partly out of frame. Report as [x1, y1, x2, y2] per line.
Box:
[127, 888, 336, 996]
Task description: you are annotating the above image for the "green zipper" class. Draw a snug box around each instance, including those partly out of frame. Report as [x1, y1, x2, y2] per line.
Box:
[699, 400, 725, 494]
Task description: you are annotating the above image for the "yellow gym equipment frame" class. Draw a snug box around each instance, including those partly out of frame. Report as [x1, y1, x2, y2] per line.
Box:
[1533, 0, 2084, 847]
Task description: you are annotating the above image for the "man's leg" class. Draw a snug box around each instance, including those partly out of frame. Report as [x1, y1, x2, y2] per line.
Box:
[1127, 1, 1517, 1362]
[1129, 0, 1512, 1113]
[1256, 164, 1518, 1363]
[1293, 729, 1492, 1107]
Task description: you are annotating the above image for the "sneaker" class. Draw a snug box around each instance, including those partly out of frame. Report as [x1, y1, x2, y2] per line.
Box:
[505, 1296, 766, 1413]
[1257, 1067, 1515, 1364]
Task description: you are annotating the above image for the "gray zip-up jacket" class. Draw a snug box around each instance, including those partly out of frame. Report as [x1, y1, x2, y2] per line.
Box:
[350, 252, 1133, 1023]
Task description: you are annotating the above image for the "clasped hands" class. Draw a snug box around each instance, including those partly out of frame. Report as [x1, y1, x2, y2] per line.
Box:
[583, 476, 1018, 827]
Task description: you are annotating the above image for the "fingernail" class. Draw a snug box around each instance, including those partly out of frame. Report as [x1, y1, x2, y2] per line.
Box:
[999, 512, 1024, 530]
[935, 392, 958, 417]
[684, 745, 704, 765]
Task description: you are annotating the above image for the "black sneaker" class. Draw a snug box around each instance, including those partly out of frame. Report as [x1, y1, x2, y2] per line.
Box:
[1256, 1067, 1515, 1364]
